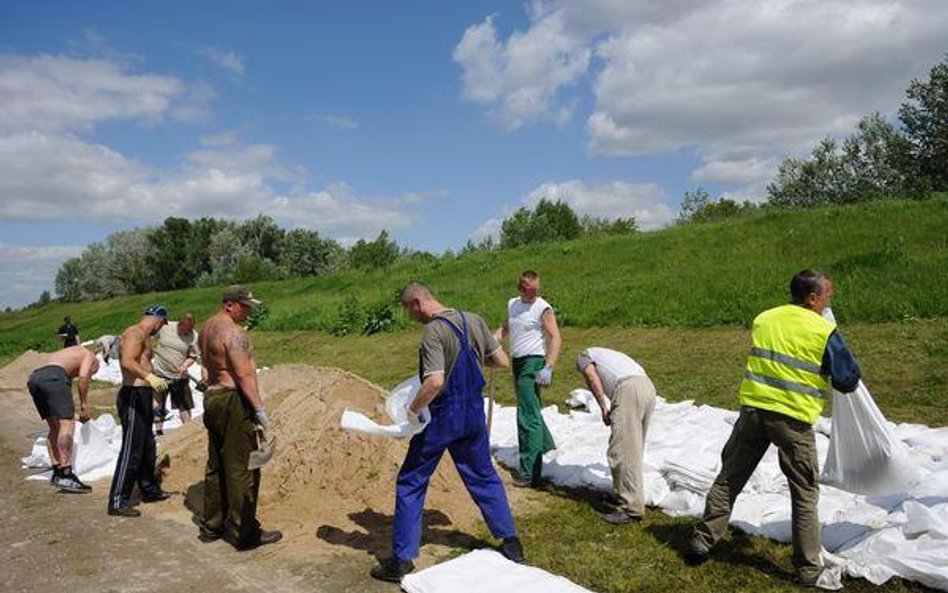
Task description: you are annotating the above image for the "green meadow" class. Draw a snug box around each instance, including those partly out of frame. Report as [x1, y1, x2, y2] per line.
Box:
[2, 197, 947, 591]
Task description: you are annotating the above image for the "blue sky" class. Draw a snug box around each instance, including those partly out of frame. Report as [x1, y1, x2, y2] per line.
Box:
[1, 0, 945, 308]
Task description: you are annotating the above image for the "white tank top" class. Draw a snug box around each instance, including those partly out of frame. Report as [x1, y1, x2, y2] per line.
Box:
[508, 296, 551, 358]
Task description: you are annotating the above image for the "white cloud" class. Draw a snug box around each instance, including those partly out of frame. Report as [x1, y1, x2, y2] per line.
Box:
[469, 217, 503, 244]
[199, 47, 245, 79]
[524, 179, 673, 229]
[459, 0, 948, 190]
[0, 244, 83, 262]
[0, 244, 84, 309]
[304, 114, 359, 130]
[0, 54, 209, 133]
[453, 11, 591, 129]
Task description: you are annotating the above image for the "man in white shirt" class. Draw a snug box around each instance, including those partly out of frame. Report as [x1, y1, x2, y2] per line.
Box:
[152, 313, 199, 426]
[496, 270, 561, 487]
[576, 347, 656, 523]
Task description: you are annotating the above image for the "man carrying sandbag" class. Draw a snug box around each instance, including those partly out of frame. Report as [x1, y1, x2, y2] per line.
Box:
[685, 269, 861, 590]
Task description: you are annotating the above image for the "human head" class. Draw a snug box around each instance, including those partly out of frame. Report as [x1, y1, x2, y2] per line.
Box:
[790, 269, 833, 314]
[221, 285, 260, 323]
[64, 316, 71, 324]
[518, 270, 541, 302]
[177, 313, 195, 335]
[399, 282, 436, 323]
[143, 304, 169, 335]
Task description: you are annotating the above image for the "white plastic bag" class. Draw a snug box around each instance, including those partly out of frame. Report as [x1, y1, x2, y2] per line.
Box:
[821, 381, 921, 495]
[340, 376, 430, 438]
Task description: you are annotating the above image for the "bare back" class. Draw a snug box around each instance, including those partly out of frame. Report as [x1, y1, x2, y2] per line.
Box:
[200, 311, 250, 390]
[44, 345, 96, 379]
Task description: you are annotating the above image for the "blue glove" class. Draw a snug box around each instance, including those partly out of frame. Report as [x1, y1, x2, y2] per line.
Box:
[536, 365, 553, 386]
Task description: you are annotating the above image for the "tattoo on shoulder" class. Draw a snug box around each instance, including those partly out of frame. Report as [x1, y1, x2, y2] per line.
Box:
[228, 332, 252, 353]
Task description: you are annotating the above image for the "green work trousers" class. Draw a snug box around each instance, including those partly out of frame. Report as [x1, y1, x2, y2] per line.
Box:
[689, 406, 822, 581]
[513, 356, 556, 483]
[201, 388, 262, 548]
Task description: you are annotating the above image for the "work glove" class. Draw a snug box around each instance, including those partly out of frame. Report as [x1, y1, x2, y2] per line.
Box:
[145, 373, 169, 394]
[254, 408, 270, 430]
[195, 380, 208, 393]
[406, 409, 422, 430]
[536, 365, 553, 386]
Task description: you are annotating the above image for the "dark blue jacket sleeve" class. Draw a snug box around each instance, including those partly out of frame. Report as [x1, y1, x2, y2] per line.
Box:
[821, 330, 861, 393]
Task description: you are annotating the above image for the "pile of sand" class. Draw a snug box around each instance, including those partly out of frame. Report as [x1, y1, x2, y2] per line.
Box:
[0, 350, 49, 390]
[159, 364, 499, 560]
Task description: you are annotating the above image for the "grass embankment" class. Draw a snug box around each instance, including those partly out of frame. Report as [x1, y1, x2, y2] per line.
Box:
[1, 198, 946, 592]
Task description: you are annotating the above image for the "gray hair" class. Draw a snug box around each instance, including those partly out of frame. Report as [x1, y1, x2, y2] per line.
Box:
[400, 282, 434, 304]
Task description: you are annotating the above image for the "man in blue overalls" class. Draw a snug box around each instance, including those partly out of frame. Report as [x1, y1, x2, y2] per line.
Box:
[371, 282, 525, 583]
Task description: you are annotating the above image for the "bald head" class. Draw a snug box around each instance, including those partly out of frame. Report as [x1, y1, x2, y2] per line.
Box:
[400, 282, 435, 304]
[400, 282, 443, 323]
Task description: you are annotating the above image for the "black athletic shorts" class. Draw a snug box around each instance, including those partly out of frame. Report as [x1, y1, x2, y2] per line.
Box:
[27, 365, 74, 420]
[168, 378, 193, 411]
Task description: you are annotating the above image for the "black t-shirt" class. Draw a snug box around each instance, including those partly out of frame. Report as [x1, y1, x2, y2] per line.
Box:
[58, 323, 79, 347]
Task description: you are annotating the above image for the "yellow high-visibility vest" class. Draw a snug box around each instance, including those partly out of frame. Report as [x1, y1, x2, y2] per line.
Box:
[738, 304, 835, 424]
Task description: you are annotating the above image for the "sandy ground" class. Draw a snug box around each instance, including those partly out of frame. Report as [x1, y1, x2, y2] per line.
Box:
[0, 353, 531, 592]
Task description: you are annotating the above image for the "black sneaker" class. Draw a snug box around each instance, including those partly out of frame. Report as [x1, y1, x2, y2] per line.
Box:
[236, 529, 283, 551]
[602, 510, 642, 525]
[683, 550, 708, 566]
[499, 536, 525, 563]
[54, 472, 92, 493]
[370, 557, 414, 583]
[108, 506, 141, 517]
[141, 490, 173, 503]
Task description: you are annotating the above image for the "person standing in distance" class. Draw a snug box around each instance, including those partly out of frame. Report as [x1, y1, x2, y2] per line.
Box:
[685, 269, 860, 591]
[371, 282, 523, 583]
[575, 347, 657, 524]
[26, 345, 99, 492]
[495, 270, 560, 487]
[57, 316, 80, 348]
[107, 305, 174, 517]
[197, 285, 281, 550]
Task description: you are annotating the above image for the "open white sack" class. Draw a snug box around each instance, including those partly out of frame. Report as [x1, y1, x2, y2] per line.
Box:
[401, 549, 595, 593]
[340, 376, 430, 438]
[821, 381, 922, 495]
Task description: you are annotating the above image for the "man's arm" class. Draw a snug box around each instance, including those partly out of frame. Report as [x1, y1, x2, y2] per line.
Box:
[76, 352, 96, 422]
[541, 308, 561, 369]
[581, 363, 611, 426]
[487, 347, 510, 369]
[225, 331, 264, 410]
[409, 372, 445, 415]
[823, 330, 861, 393]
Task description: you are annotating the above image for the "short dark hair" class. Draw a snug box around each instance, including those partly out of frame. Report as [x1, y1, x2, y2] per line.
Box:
[790, 269, 826, 305]
[519, 270, 539, 288]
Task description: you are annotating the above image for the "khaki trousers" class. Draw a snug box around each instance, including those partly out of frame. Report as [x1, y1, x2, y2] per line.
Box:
[608, 375, 656, 517]
[201, 388, 262, 548]
[690, 406, 822, 581]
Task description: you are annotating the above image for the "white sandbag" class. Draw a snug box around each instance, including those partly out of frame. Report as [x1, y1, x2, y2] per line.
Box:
[401, 549, 595, 593]
[340, 376, 429, 439]
[821, 381, 922, 495]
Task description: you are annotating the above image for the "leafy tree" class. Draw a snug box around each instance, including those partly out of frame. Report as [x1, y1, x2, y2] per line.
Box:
[499, 207, 543, 248]
[105, 229, 156, 294]
[534, 199, 582, 241]
[237, 214, 285, 262]
[841, 113, 925, 200]
[348, 230, 399, 270]
[55, 257, 83, 302]
[148, 217, 194, 290]
[899, 56, 948, 191]
[580, 214, 637, 235]
[279, 228, 342, 277]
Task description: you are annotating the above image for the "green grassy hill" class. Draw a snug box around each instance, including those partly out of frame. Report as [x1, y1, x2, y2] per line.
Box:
[2, 197, 947, 360]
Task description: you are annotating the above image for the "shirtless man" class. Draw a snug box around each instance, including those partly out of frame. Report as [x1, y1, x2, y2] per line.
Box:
[197, 285, 281, 550]
[106, 305, 174, 517]
[26, 345, 99, 493]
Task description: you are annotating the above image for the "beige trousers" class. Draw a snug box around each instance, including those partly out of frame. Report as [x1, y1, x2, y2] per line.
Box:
[608, 375, 656, 517]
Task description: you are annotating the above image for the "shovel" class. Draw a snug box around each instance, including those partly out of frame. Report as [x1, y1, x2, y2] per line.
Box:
[247, 427, 277, 470]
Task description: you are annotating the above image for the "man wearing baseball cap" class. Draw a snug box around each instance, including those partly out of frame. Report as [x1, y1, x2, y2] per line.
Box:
[196, 285, 281, 550]
[107, 305, 175, 517]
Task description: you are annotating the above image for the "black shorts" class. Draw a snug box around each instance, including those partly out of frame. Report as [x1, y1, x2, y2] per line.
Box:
[168, 378, 193, 411]
[27, 365, 74, 420]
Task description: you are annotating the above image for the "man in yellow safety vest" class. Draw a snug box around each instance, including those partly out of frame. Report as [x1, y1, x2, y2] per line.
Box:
[685, 269, 861, 590]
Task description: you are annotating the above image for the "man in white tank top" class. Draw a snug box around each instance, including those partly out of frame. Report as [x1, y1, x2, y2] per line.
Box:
[495, 270, 561, 487]
[576, 347, 656, 524]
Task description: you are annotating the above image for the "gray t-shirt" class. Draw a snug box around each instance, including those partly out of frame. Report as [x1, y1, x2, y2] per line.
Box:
[419, 309, 501, 382]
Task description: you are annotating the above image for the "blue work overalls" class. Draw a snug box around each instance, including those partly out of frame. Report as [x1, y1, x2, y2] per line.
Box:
[392, 314, 517, 562]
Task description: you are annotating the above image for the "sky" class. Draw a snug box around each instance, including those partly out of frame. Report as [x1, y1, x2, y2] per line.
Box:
[1, 1, 945, 309]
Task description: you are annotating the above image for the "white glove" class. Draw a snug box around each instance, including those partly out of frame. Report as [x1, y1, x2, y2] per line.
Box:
[145, 373, 169, 394]
[407, 409, 422, 429]
[536, 366, 553, 386]
[254, 408, 270, 429]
